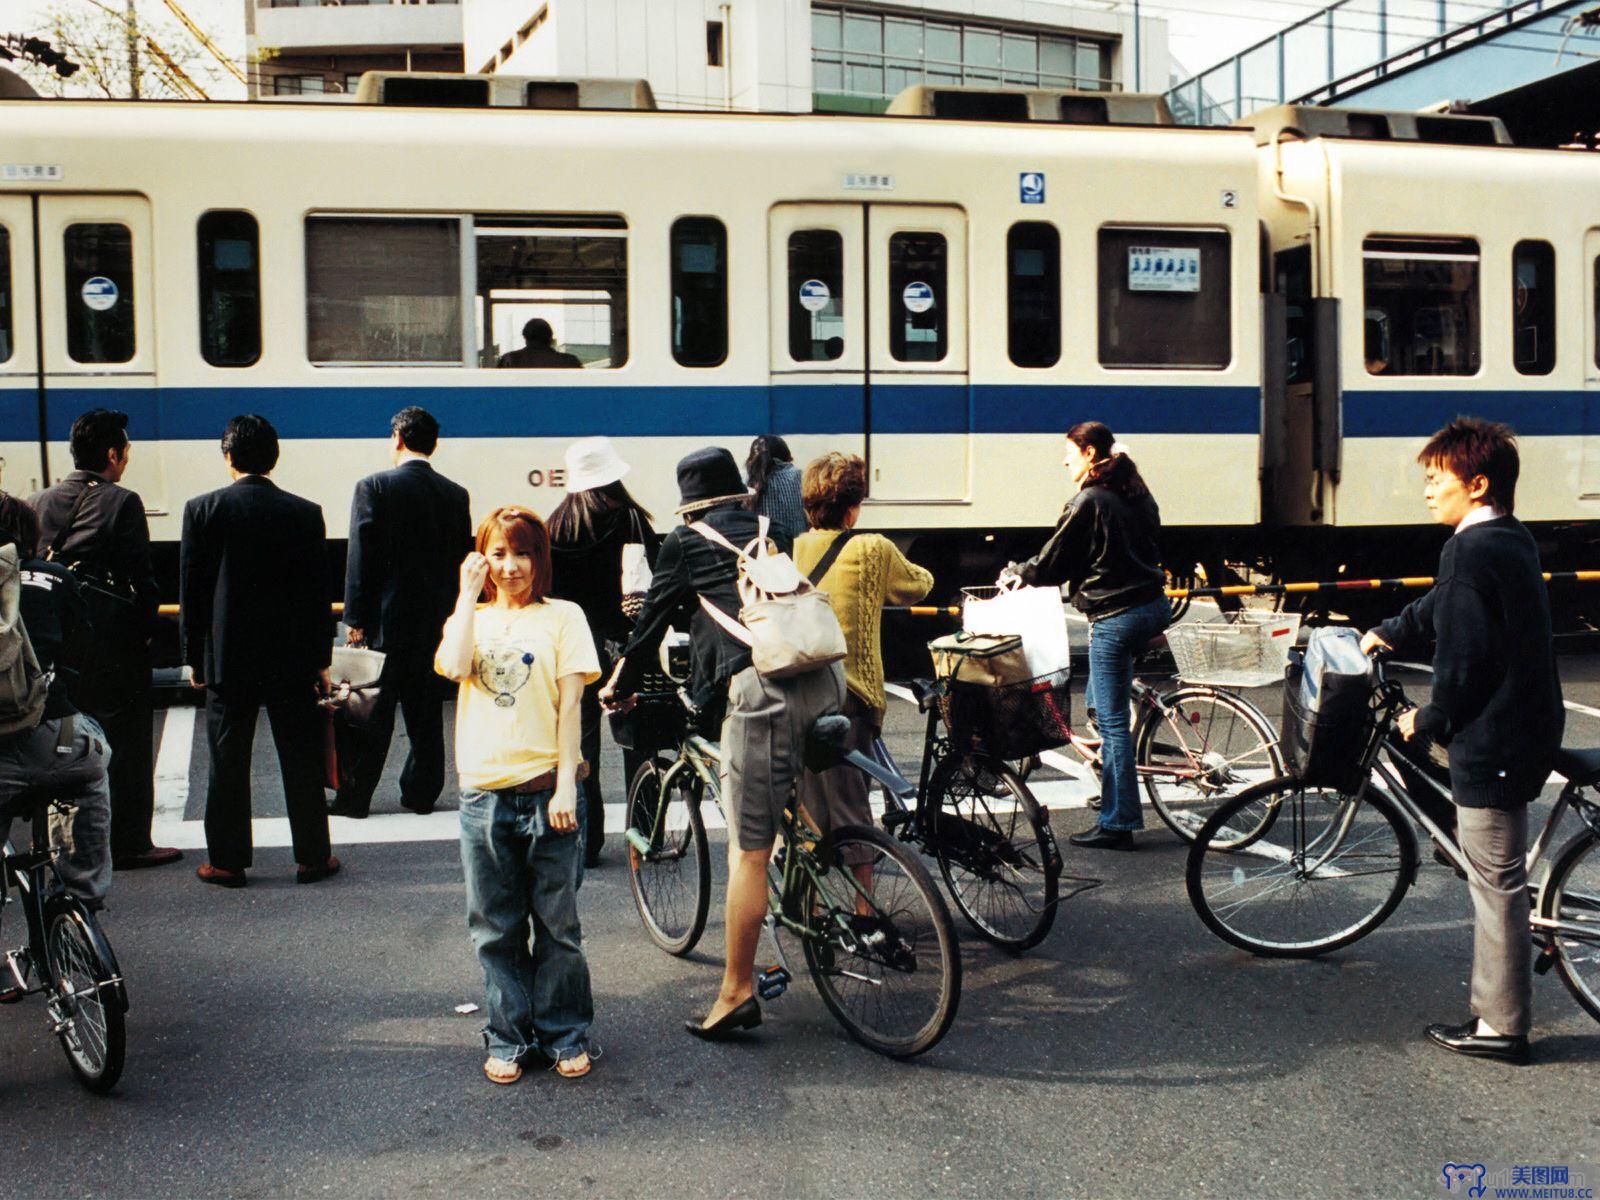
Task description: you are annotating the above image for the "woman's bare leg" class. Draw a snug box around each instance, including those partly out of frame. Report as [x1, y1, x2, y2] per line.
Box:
[700, 838, 772, 1026]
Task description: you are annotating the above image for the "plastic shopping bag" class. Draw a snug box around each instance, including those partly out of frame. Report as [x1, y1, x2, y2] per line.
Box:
[962, 583, 1071, 677]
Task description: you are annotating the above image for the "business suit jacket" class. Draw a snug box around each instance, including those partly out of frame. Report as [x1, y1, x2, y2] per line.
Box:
[342, 458, 472, 658]
[30, 470, 161, 640]
[180, 475, 332, 693]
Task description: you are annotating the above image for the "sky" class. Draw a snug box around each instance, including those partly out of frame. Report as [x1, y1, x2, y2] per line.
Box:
[0, 0, 1369, 95]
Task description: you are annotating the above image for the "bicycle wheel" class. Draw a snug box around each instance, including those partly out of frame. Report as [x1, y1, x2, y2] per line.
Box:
[799, 824, 961, 1058]
[625, 759, 711, 957]
[1186, 776, 1415, 958]
[1540, 831, 1600, 1024]
[926, 753, 1059, 951]
[1138, 686, 1285, 847]
[43, 901, 125, 1093]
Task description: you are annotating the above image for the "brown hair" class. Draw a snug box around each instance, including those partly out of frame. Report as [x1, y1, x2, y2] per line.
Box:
[1418, 417, 1519, 514]
[802, 452, 867, 530]
[1067, 421, 1153, 505]
[474, 506, 552, 603]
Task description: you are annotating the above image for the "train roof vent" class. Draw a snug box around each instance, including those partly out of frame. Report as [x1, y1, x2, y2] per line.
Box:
[352, 73, 656, 111]
[1237, 104, 1512, 147]
[885, 85, 1174, 126]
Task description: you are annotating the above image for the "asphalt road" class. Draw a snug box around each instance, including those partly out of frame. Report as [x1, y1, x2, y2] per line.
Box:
[0, 655, 1597, 1199]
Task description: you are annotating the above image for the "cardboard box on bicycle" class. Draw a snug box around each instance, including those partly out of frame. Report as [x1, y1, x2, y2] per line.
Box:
[928, 633, 1033, 688]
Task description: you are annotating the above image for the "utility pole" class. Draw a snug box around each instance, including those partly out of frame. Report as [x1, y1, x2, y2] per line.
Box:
[125, 0, 140, 98]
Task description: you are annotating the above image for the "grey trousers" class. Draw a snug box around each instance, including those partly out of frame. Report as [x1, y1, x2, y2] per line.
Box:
[0, 715, 113, 903]
[1458, 805, 1532, 1037]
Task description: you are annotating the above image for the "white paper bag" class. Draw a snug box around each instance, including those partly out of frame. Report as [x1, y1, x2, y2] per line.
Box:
[621, 543, 652, 594]
[963, 585, 1071, 677]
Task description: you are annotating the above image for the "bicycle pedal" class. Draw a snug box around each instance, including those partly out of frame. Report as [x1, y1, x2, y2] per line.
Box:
[756, 965, 791, 1001]
[623, 828, 652, 856]
[881, 810, 912, 832]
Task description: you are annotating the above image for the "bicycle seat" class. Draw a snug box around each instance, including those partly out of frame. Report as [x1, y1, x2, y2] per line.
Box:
[908, 678, 940, 712]
[1555, 747, 1600, 787]
[802, 712, 854, 772]
[0, 784, 61, 823]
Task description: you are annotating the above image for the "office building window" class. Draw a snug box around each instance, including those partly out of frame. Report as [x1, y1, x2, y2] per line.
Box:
[198, 211, 262, 368]
[272, 74, 327, 95]
[811, 3, 1112, 100]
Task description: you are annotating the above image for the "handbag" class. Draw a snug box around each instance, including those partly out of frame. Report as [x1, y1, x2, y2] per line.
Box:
[44, 480, 140, 652]
[688, 516, 846, 679]
[325, 645, 386, 728]
[620, 511, 655, 621]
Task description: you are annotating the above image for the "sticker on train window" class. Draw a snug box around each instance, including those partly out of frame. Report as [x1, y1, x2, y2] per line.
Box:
[81, 276, 119, 311]
[902, 281, 935, 313]
[798, 279, 831, 312]
[1128, 247, 1200, 293]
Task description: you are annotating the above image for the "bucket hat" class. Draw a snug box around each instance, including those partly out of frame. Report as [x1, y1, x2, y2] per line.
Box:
[564, 436, 630, 493]
[673, 447, 750, 515]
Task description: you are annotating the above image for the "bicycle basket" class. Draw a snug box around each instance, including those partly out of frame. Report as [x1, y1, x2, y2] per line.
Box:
[1165, 612, 1301, 688]
[608, 662, 686, 755]
[940, 668, 1072, 760]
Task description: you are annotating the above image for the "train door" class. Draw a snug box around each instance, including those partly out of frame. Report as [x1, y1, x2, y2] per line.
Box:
[34, 196, 165, 512]
[1584, 229, 1600, 500]
[768, 203, 969, 501]
[0, 196, 42, 495]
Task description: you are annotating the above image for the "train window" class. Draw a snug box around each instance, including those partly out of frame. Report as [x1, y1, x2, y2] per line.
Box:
[306, 217, 462, 364]
[475, 219, 629, 369]
[788, 230, 845, 362]
[198, 211, 262, 368]
[1007, 222, 1060, 368]
[1097, 228, 1231, 369]
[888, 231, 946, 363]
[65, 223, 135, 364]
[1361, 237, 1479, 376]
[1513, 240, 1555, 376]
[0, 227, 10, 364]
[671, 217, 727, 368]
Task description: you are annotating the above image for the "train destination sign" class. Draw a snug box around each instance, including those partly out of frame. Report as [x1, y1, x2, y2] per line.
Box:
[1128, 247, 1200, 293]
[798, 279, 832, 312]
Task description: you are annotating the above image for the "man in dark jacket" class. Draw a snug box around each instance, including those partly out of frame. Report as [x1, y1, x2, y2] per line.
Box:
[1364, 417, 1562, 1065]
[30, 409, 179, 871]
[180, 415, 339, 888]
[333, 407, 472, 818]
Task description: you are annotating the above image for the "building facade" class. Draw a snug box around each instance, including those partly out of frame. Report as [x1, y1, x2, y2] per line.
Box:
[247, 0, 466, 98]
[467, 0, 1169, 114]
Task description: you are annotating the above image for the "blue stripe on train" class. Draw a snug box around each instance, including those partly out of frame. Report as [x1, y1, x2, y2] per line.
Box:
[1343, 391, 1588, 439]
[9, 382, 1264, 441]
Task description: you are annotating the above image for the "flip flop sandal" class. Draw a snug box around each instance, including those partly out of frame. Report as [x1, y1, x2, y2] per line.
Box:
[554, 1053, 591, 1079]
[483, 1057, 523, 1085]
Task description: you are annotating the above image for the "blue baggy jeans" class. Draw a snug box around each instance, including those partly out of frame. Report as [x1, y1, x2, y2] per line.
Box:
[459, 786, 594, 1064]
[1086, 597, 1172, 832]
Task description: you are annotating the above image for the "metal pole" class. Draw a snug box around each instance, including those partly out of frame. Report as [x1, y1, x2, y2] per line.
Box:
[126, 0, 141, 99]
[1133, 0, 1141, 91]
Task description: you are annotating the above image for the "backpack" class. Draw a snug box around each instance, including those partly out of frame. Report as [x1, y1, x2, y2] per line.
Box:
[688, 516, 846, 679]
[0, 543, 49, 737]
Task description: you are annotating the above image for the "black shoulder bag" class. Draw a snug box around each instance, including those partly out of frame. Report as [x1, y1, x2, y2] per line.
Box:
[806, 530, 859, 588]
[45, 481, 140, 651]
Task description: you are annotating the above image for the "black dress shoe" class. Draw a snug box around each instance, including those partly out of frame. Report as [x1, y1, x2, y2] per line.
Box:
[684, 997, 762, 1041]
[1425, 1017, 1530, 1065]
[327, 801, 369, 820]
[1068, 826, 1136, 851]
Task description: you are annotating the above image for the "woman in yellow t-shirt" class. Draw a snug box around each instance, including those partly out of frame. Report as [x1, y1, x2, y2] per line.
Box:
[436, 506, 601, 1084]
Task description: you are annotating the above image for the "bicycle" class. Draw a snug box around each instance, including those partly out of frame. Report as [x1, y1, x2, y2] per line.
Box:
[1184, 655, 1600, 1026]
[623, 692, 961, 1057]
[0, 786, 127, 1092]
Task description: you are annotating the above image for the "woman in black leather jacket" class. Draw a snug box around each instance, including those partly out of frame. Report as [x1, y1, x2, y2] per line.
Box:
[1006, 421, 1169, 851]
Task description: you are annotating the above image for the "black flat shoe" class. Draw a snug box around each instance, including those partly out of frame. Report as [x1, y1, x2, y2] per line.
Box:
[1068, 826, 1136, 851]
[684, 997, 762, 1041]
[1425, 1017, 1530, 1065]
[399, 799, 436, 816]
[326, 801, 369, 820]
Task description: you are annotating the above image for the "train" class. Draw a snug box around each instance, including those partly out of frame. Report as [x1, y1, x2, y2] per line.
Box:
[2, 75, 1597, 622]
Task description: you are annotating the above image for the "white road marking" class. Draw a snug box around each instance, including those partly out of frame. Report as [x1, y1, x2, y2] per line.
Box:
[152, 705, 195, 821]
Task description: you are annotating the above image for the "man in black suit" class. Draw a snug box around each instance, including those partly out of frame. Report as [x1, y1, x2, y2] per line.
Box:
[333, 407, 472, 818]
[496, 318, 584, 369]
[180, 415, 339, 888]
[31, 410, 181, 871]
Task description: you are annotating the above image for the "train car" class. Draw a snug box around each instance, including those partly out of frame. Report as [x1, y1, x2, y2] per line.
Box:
[0, 80, 1264, 600]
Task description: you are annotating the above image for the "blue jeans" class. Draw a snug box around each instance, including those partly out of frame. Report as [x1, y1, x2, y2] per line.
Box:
[459, 786, 594, 1064]
[1086, 598, 1171, 832]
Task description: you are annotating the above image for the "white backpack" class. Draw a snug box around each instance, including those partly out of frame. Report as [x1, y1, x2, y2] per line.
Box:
[688, 517, 846, 679]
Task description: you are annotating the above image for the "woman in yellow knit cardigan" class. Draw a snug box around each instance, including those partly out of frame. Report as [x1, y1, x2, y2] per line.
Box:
[792, 453, 933, 871]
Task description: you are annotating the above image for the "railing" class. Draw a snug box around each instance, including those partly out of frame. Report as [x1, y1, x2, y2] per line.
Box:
[1167, 0, 1572, 126]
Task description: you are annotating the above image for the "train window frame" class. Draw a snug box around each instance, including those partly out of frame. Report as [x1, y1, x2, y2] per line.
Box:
[64, 222, 137, 365]
[1512, 239, 1555, 377]
[787, 229, 846, 363]
[0, 225, 11, 365]
[1097, 226, 1232, 371]
[473, 215, 630, 371]
[887, 230, 948, 364]
[670, 216, 728, 369]
[305, 214, 464, 367]
[197, 210, 262, 369]
[1007, 221, 1060, 369]
[1361, 235, 1481, 378]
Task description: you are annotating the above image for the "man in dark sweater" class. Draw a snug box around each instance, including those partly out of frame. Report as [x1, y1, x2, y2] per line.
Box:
[1363, 418, 1562, 1065]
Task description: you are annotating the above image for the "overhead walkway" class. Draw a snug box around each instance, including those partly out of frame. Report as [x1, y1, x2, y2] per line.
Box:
[1168, 0, 1598, 126]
